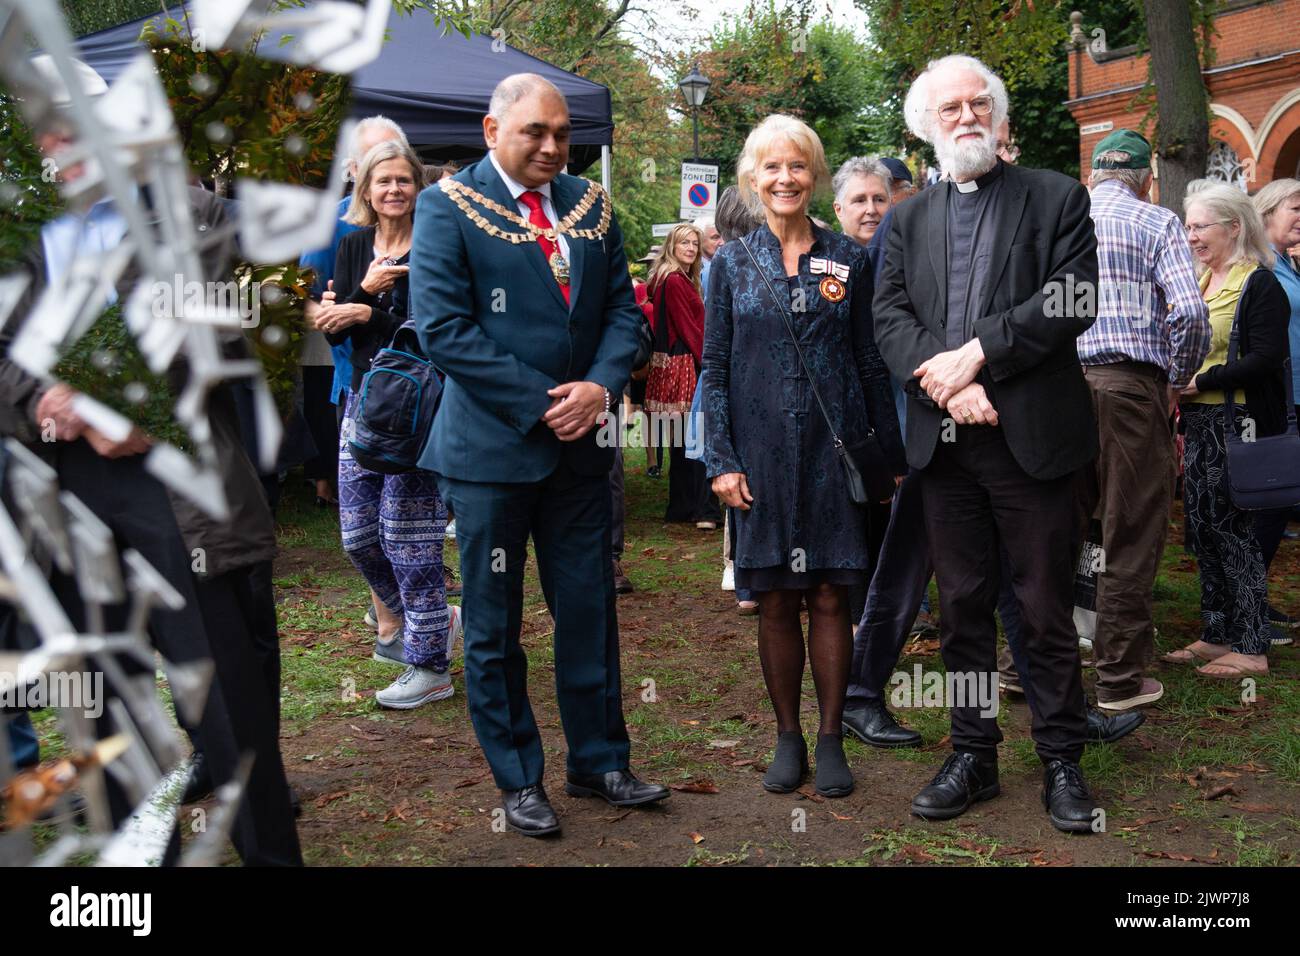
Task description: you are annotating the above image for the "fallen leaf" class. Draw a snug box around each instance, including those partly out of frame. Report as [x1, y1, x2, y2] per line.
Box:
[670, 780, 719, 794]
[795, 785, 825, 803]
[897, 844, 937, 864]
[1120, 816, 1167, 831]
[1203, 783, 1239, 801]
[453, 772, 492, 789]
[730, 759, 755, 768]
[709, 739, 740, 748]
[829, 811, 854, 821]
[689, 831, 705, 844]
[348, 724, 384, 742]
[313, 789, 352, 808]
[1234, 803, 1280, 813]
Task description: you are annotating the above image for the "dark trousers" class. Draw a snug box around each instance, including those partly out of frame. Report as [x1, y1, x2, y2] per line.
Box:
[437, 462, 632, 790]
[301, 365, 339, 484]
[1181, 403, 1271, 656]
[847, 470, 932, 708]
[1255, 403, 1300, 574]
[665, 442, 718, 523]
[1073, 363, 1174, 702]
[191, 564, 302, 866]
[921, 427, 1087, 764]
[50, 440, 300, 865]
[609, 446, 625, 559]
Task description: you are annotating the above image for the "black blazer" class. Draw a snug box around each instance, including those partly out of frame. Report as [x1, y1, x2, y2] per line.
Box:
[873, 162, 1100, 480]
[1194, 265, 1291, 436]
[327, 226, 409, 392]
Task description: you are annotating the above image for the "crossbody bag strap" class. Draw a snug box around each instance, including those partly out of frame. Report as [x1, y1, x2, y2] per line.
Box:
[737, 236, 854, 448]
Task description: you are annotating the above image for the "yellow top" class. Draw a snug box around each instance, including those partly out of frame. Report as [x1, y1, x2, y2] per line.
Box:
[1189, 260, 1259, 406]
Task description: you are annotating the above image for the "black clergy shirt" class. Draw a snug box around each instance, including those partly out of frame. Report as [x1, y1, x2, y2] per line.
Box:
[944, 160, 1005, 349]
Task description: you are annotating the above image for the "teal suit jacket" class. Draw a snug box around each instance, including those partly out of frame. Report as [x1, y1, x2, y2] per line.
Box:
[410, 159, 641, 482]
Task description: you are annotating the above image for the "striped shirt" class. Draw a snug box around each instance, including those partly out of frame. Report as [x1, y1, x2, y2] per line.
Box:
[1076, 179, 1210, 387]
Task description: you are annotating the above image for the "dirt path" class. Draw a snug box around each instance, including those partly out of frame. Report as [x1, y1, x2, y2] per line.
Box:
[270, 505, 1300, 867]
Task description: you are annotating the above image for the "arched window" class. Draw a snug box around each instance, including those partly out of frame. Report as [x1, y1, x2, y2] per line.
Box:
[1206, 140, 1248, 191]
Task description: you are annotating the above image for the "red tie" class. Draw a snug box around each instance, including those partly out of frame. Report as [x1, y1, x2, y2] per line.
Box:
[519, 190, 570, 305]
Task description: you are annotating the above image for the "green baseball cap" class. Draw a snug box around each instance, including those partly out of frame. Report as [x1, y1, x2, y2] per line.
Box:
[1091, 129, 1151, 169]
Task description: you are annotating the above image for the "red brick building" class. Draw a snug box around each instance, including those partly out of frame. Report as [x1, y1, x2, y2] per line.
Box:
[1065, 0, 1300, 194]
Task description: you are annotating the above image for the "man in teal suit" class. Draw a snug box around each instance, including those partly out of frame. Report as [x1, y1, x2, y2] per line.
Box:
[410, 74, 668, 837]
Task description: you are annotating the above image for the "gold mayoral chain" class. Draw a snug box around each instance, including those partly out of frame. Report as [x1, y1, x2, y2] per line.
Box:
[438, 177, 611, 286]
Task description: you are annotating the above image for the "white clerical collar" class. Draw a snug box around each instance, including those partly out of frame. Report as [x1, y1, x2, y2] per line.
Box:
[488, 150, 553, 203]
[952, 161, 1003, 193]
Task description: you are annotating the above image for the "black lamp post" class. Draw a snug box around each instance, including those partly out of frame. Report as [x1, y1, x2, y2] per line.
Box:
[678, 63, 710, 162]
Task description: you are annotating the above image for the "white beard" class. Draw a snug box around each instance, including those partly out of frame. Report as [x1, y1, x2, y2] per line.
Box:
[934, 124, 998, 181]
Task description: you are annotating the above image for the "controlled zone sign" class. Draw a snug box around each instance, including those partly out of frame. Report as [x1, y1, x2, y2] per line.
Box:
[679, 161, 718, 220]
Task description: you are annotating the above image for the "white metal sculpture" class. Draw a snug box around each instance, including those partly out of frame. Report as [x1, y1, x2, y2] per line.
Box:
[0, 0, 391, 866]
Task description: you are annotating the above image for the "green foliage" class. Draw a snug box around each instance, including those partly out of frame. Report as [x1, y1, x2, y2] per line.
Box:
[851, 0, 1151, 177]
[0, 96, 62, 272]
[143, 18, 348, 189]
[683, 7, 880, 190]
[60, 0, 162, 37]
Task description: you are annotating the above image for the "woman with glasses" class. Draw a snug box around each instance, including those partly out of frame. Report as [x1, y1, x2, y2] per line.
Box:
[316, 139, 462, 708]
[1164, 182, 1289, 679]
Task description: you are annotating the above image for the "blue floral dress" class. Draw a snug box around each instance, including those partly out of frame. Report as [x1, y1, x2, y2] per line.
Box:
[700, 220, 906, 591]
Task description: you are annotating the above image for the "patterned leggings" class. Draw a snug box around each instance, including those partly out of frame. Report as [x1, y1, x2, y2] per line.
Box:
[1181, 402, 1270, 656]
[339, 392, 451, 670]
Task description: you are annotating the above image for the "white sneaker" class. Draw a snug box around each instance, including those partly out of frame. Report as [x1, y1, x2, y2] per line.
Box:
[447, 604, 464, 659]
[445, 520, 456, 541]
[721, 561, 735, 592]
[376, 665, 453, 709]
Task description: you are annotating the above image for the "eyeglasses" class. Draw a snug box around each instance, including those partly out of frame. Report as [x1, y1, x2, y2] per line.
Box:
[929, 95, 994, 123]
[1185, 220, 1230, 236]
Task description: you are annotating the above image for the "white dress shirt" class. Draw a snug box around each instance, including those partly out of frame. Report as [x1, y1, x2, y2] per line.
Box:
[40, 195, 131, 304]
[487, 150, 570, 262]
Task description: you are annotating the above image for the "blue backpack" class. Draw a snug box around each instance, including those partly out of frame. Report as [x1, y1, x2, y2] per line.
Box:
[347, 321, 442, 474]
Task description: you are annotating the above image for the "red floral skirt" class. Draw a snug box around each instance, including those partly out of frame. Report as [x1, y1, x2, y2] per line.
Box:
[644, 351, 697, 415]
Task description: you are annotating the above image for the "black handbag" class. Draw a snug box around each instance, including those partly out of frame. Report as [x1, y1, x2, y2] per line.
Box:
[1221, 293, 1300, 510]
[737, 237, 895, 505]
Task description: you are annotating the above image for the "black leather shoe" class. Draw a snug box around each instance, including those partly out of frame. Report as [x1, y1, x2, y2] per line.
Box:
[843, 702, 922, 748]
[1087, 706, 1145, 744]
[1042, 759, 1099, 833]
[911, 751, 999, 820]
[182, 753, 214, 804]
[501, 784, 560, 837]
[565, 769, 670, 807]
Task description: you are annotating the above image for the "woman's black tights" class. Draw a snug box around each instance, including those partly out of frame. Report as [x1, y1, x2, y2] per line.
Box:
[756, 583, 851, 736]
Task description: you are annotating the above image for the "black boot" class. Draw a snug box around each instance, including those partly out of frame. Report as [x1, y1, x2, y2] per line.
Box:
[762, 732, 808, 793]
